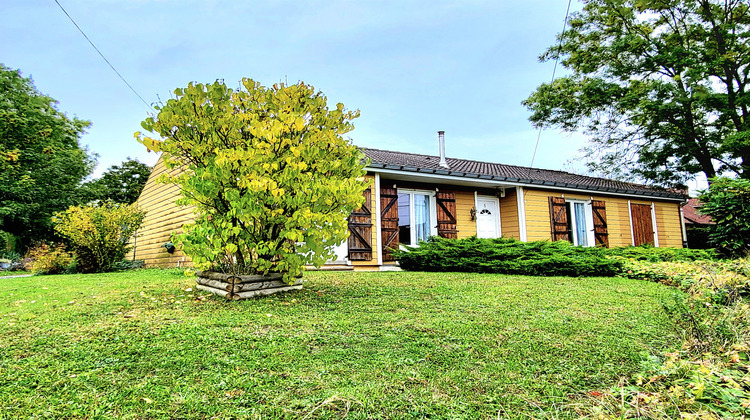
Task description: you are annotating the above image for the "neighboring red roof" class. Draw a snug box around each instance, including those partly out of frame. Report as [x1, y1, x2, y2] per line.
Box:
[361, 147, 687, 200]
[683, 198, 714, 225]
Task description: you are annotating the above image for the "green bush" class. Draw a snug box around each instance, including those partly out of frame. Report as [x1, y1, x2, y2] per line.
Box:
[52, 202, 145, 273]
[699, 177, 750, 257]
[394, 237, 623, 277]
[603, 244, 719, 262]
[112, 259, 145, 271]
[686, 226, 712, 249]
[25, 243, 74, 275]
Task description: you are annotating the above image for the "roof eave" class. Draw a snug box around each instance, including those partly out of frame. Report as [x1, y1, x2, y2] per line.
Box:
[366, 164, 687, 201]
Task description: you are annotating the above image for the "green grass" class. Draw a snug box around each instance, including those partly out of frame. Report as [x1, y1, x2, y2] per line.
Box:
[0, 269, 681, 419]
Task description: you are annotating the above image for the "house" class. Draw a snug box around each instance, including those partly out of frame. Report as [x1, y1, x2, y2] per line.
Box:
[132, 133, 688, 270]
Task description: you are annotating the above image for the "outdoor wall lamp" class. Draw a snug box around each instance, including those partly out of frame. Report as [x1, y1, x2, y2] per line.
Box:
[162, 242, 176, 254]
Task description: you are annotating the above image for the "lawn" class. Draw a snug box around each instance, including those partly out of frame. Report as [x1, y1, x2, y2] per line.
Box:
[0, 269, 680, 419]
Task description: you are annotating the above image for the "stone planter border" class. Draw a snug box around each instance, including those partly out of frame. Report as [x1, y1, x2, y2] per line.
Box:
[195, 271, 302, 300]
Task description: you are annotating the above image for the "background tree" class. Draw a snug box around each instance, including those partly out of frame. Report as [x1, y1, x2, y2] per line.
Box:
[523, 0, 750, 186]
[137, 79, 368, 282]
[698, 177, 750, 256]
[76, 158, 152, 204]
[0, 64, 95, 250]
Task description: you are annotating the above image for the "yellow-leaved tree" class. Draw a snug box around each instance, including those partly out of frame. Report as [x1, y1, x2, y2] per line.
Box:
[136, 79, 368, 282]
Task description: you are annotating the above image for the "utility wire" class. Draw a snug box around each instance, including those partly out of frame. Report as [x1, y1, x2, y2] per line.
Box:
[53, 0, 152, 110]
[528, 0, 573, 170]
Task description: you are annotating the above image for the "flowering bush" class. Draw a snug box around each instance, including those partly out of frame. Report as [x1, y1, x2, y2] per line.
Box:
[25, 243, 73, 275]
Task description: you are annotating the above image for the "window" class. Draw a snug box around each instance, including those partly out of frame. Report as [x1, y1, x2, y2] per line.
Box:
[567, 200, 595, 247]
[397, 189, 437, 246]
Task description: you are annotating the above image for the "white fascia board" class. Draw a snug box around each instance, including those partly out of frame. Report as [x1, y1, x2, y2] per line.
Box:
[517, 186, 527, 242]
[628, 200, 635, 246]
[374, 174, 383, 266]
[366, 167, 685, 203]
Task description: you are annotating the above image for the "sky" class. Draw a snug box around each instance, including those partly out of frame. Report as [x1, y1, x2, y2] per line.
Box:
[2, 0, 588, 180]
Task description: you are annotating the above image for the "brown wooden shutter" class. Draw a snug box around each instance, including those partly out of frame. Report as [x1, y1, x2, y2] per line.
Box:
[380, 186, 399, 261]
[549, 196, 571, 242]
[631, 203, 655, 246]
[436, 191, 458, 239]
[347, 187, 372, 261]
[592, 200, 609, 248]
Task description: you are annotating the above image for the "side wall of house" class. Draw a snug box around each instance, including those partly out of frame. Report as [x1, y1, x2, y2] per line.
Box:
[499, 188, 520, 239]
[455, 191, 477, 238]
[133, 157, 195, 267]
[654, 201, 684, 248]
[522, 188, 684, 248]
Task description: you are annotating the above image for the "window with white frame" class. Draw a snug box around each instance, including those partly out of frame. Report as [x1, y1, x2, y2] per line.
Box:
[397, 189, 437, 246]
[567, 200, 595, 247]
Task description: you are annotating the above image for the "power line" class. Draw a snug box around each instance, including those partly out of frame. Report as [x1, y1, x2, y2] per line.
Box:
[53, 0, 152, 110]
[528, 0, 573, 170]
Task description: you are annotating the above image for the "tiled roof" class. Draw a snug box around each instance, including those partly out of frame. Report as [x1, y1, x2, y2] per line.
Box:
[682, 198, 713, 225]
[361, 147, 686, 200]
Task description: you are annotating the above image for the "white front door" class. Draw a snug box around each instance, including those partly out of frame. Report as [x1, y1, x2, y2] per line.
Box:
[476, 196, 501, 238]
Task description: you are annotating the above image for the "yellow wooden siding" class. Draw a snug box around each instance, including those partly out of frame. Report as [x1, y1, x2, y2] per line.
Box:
[499, 188, 520, 239]
[522, 188, 683, 248]
[523, 189, 555, 242]
[132, 157, 195, 267]
[654, 201, 684, 248]
[607, 199, 633, 247]
[350, 175, 377, 266]
[455, 191, 477, 238]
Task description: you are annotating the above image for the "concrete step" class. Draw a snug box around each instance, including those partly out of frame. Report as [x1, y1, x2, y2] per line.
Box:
[305, 264, 355, 272]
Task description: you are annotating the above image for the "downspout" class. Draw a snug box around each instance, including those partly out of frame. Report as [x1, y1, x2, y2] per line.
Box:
[679, 200, 689, 248]
[517, 186, 527, 242]
[628, 200, 635, 246]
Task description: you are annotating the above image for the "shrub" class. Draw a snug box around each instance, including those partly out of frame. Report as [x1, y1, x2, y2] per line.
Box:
[618, 258, 750, 304]
[699, 177, 750, 257]
[603, 244, 719, 262]
[25, 243, 73, 275]
[53, 202, 145, 273]
[0, 250, 21, 262]
[112, 259, 145, 271]
[394, 237, 623, 277]
[0, 231, 17, 254]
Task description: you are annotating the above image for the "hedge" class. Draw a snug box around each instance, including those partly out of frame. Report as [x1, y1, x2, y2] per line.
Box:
[393, 237, 622, 277]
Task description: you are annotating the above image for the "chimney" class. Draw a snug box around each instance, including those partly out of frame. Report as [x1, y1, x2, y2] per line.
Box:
[438, 130, 449, 169]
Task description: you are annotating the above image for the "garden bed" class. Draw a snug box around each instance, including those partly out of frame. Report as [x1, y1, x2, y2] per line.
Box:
[194, 270, 302, 300]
